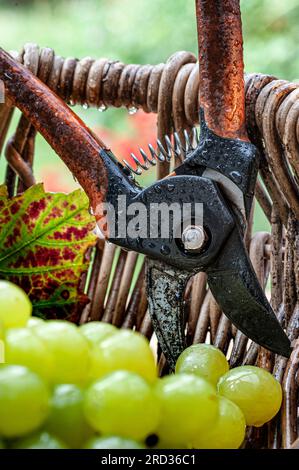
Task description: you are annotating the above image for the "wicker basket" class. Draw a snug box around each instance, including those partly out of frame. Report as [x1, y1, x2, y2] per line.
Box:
[1, 43, 298, 449]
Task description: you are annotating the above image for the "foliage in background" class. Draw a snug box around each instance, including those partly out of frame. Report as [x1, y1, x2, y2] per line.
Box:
[1, 0, 298, 80]
[0, 184, 96, 321]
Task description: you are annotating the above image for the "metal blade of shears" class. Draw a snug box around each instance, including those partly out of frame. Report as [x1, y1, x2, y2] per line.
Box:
[207, 226, 291, 358]
[146, 259, 191, 371]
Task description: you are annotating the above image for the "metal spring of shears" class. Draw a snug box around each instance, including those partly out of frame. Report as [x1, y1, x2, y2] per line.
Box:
[122, 127, 199, 176]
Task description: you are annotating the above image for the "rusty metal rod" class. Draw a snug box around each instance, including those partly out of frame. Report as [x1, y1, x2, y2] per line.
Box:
[195, 0, 248, 141]
[0, 48, 109, 211]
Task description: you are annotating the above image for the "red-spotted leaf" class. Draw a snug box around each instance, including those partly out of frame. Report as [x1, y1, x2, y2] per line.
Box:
[0, 184, 97, 322]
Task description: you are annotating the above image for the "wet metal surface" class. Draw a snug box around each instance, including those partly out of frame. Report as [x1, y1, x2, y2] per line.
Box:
[195, 0, 248, 141]
[0, 48, 109, 212]
[146, 258, 190, 370]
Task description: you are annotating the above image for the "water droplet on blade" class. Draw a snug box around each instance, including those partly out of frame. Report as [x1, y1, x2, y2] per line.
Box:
[167, 184, 175, 192]
[160, 245, 170, 255]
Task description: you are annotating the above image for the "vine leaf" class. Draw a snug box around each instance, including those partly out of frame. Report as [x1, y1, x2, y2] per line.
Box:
[0, 183, 97, 322]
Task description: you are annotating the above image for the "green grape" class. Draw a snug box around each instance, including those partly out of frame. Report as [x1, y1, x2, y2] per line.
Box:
[0, 322, 4, 341]
[79, 321, 117, 346]
[11, 431, 67, 449]
[33, 321, 90, 384]
[27, 317, 44, 329]
[217, 365, 282, 427]
[4, 327, 55, 382]
[45, 384, 94, 448]
[89, 330, 157, 383]
[175, 344, 229, 386]
[0, 280, 32, 329]
[84, 370, 160, 441]
[0, 365, 50, 438]
[84, 436, 144, 449]
[154, 373, 219, 447]
[191, 396, 246, 449]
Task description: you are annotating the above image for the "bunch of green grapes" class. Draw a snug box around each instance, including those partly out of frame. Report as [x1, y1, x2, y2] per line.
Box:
[0, 280, 283, 449]
[175, 343, 283, 448]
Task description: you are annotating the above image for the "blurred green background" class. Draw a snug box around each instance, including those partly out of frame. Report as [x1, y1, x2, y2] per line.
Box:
[1, 0, 299, 231]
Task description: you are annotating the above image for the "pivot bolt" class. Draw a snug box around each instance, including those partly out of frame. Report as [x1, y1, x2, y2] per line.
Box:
[182, 225, 206, 251]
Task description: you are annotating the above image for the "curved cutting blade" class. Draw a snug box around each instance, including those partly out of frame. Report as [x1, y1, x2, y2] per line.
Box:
[146, 258, 190, 371]
[207, 227, 291, 358]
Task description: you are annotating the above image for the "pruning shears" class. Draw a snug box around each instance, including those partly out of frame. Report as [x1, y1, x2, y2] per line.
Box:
[0, 0, 291, 370]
